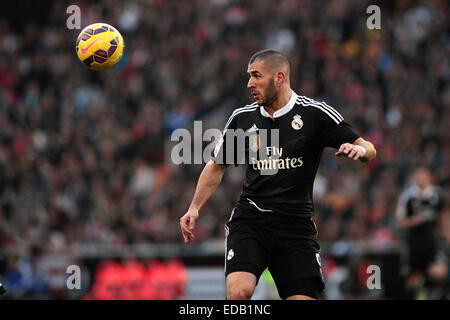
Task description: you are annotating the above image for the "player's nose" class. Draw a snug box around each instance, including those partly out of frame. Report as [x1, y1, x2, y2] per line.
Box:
[247, 77, 255, 89]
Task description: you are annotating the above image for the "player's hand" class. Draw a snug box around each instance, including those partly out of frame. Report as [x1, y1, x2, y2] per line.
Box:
[180, 209, 199, 243]
[410, 213, 426, 225]
[335, 143, 366, 161]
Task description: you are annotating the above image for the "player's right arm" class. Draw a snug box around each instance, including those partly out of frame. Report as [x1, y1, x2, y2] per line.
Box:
[180, 160, 227, 243]
[181, 107, 242, 243]
[395, 191, 424, 229]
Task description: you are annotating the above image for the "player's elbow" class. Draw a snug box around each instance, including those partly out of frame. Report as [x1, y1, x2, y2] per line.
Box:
[207, 159, 228, 174]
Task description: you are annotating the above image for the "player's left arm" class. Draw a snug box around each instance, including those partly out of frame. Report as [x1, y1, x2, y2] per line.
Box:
[335, 137, 376, 162]
[314, 102, 376, 162]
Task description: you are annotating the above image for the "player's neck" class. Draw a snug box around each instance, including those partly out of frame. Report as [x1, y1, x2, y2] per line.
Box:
[264, 87, 292, 117]
[418, 184, 432, 194]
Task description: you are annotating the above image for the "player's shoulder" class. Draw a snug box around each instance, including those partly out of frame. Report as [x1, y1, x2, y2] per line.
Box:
[295, 94, 344, 124]
[399, 186, 419, 203]
[222, 102, 259, 131]
[227, 102, 259, 121]
[231, 102, 259, 115]
[401, 185, 443, 200]
[431, 185, 444, 198]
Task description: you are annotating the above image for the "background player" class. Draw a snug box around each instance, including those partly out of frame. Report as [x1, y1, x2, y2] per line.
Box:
[396, 167, 446, 298]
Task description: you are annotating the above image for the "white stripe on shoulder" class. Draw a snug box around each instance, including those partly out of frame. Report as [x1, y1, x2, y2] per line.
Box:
[297, 96, 343, 121]
[297, 96, 342, 124]
[317, 101, 343, 122]
[223, 103, 258, 132]
[232, 101, 258, 112]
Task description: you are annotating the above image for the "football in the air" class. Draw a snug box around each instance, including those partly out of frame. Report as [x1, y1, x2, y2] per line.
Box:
[76, 23, 124, 70]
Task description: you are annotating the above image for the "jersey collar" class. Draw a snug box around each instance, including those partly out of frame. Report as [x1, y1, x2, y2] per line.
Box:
[412, 184, 435, 198]
[260, 90, 298, 119]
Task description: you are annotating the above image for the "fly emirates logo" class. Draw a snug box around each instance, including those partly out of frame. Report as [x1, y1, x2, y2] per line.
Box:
[251, 146, 303, 171]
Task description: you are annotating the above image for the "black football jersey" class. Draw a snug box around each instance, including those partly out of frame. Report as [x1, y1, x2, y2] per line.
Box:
[212, 90, 360, 218]
[396, 185, 444, 243]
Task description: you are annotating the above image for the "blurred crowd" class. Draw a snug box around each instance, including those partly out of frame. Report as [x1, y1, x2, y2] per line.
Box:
[0, 0, 449, 298]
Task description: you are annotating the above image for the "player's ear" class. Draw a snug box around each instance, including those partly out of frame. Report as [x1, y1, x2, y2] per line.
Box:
[275, 71, 285, 87]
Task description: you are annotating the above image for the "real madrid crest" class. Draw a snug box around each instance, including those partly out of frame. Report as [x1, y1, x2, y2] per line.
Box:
[291, 114, 303, 130]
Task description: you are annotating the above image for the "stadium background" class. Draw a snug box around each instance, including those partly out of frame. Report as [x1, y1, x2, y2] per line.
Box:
[0, 0, 449, 299]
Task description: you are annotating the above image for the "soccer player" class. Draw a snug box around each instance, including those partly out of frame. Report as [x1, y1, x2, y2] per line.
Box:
[396, 167, 446, 297]
[180, 49, 376, 300]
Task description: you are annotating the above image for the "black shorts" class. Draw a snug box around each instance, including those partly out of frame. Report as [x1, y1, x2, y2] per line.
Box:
[224, 206, 325, 299]
[408, 240, 437, 273]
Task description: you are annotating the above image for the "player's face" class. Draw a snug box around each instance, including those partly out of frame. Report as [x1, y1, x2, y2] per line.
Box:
[414, 169, 432, 189]
[247, 60, 278, 106]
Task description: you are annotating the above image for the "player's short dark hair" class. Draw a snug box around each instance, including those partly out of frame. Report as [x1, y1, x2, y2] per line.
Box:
[249, 49, 290, 77]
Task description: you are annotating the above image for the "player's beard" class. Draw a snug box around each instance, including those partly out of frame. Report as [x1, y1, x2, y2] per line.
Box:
[260, 78, 278, 107]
